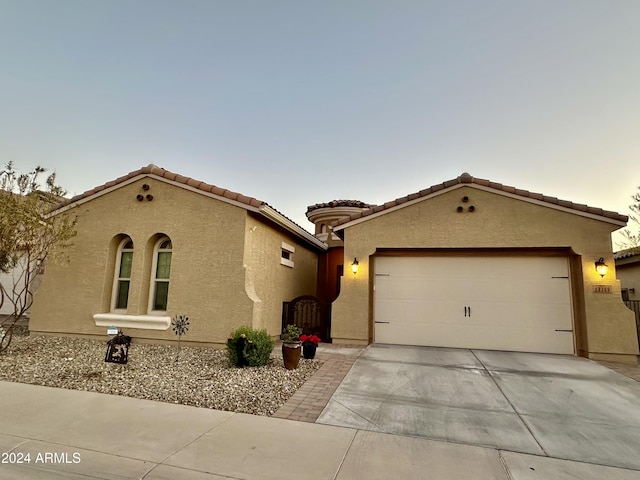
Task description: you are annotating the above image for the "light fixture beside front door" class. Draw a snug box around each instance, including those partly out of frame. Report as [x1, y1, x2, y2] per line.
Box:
[351, 257, 359, 275]
[595, 257, 608, 278]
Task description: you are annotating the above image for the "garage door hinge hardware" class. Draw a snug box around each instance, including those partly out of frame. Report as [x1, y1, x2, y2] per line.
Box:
[375, 321, 390, 324]
[555, 329, 573, 332]
[551, 276, 569, 279]
[375, 273, 390, 276]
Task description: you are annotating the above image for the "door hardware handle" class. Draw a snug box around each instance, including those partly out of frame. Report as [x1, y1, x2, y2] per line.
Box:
[468, 306, 471, 317]
[464, 306, 468, 317]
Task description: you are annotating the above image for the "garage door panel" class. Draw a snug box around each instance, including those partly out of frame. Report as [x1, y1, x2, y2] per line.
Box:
[376, 299, 463, 326]
[462, 278, 570, 304]
[375, 321, 573, 354]
[375, 276, 465, 302]
[374, 255, 574, 354]
[377, 301, 572, 330]
[443, 302, 572, 328]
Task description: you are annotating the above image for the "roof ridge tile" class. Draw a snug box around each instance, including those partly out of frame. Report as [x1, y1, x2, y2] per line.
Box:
[332, 172, 628, 227]
[56, 164, 268, 211]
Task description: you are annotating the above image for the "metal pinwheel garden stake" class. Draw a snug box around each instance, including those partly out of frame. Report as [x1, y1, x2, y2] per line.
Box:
[172, 314, 190, 365]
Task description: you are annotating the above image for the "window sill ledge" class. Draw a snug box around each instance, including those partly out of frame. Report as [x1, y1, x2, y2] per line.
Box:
[93, 313, 171, 330]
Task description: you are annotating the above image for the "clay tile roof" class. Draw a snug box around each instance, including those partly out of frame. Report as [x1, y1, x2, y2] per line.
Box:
[186, 178, 201, 189]
[306, 199, 375, 213]
[615, 247, 640, 260]
[332, 172, 628, 228]
[174, 174, 188, 184]
[57, 164, 267, 211]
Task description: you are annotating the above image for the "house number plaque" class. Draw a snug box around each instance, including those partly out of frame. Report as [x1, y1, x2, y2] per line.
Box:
[593, 285, 612, 294]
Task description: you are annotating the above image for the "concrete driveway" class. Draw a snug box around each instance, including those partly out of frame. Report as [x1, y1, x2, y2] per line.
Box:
[317, 344, 640, 471]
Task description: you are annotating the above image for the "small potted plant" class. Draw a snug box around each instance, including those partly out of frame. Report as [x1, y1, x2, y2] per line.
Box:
[299, 334, 321, 359]
[281, 324, 302, 370]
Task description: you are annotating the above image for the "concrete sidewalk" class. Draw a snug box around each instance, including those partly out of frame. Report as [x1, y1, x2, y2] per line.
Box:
[1, 382, 639, 480]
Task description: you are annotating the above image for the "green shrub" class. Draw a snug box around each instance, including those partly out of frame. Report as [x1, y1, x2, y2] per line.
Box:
[226, 326, 274, 367]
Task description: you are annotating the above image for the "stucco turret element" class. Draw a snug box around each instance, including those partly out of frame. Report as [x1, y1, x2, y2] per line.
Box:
[306, 200, 375, 245]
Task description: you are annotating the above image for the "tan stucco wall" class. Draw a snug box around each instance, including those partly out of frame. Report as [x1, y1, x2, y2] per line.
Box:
[332, 185, 639, 361]
[243, 214, 318, 336]
[30, 177, 257, 345]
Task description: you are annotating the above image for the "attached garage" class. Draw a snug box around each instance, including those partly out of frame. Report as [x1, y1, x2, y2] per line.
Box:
[329, 172, 639, 364]
[373, 254, 574, 354]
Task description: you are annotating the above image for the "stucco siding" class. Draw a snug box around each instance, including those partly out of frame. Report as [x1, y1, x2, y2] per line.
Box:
[332, 186, 638, 360]
[30, 177, 255, 345]
[243, 214, 318, 337]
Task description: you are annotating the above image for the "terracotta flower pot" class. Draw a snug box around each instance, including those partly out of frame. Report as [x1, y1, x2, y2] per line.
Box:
[282, 342, 301, 370]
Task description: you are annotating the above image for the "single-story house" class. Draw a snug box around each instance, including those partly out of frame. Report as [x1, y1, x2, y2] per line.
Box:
[30, 168, 639, 364]
[329, 172, 639, 364]
[29, 164, 326, 345]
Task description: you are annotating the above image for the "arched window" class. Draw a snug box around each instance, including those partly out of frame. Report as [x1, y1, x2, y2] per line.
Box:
[112, 238, 134, 311]
[149, 237, 172, 312]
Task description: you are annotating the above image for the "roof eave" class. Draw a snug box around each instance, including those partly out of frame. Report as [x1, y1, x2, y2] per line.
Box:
[48, 172, 327, 251]
[259, 206, 328, 251]
[47, 172, 264, 217]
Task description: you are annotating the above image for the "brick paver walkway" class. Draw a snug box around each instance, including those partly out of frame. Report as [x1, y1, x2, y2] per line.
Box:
[272, 344, 363, 423]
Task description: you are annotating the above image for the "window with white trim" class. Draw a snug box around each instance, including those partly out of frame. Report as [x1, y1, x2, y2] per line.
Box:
[150, 237, 172, 312]
[281, 241, 295, 268]
[112, 238, 134, 311]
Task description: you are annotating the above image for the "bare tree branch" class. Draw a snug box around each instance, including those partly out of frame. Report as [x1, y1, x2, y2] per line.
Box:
[616, 185, 640, 250]
[0, 163, 76, 353]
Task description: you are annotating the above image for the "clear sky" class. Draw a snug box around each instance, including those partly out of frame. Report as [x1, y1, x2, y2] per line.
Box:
[1, 1, 639, 242]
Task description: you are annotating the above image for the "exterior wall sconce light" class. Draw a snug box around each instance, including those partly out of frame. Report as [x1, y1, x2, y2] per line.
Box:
[351, 257, 359, 275]
[595, 257, 608, 277]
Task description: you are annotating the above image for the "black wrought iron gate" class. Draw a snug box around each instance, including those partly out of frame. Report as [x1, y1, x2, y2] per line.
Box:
[282, 295, 331, 343]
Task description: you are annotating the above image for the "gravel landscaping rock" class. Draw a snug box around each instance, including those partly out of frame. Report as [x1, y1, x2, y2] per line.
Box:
[0, 332, 322, 416]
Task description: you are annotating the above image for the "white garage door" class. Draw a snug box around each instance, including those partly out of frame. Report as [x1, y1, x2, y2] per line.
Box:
[374, 255, 574, 354]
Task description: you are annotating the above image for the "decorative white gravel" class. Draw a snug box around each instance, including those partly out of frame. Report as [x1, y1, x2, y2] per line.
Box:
[0, 332, 322, 416]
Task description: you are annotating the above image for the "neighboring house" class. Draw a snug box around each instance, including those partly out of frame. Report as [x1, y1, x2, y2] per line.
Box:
[329, 172, 638, 364]
[615, 247, 640, 302]
[30, 168, 639, 364]
[0, 258, 44, 320]
[29, 165, 326, 345]
[0, 191, 61, 323]
[0, 269, 16, 317]
[614, 248, 640, 344]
